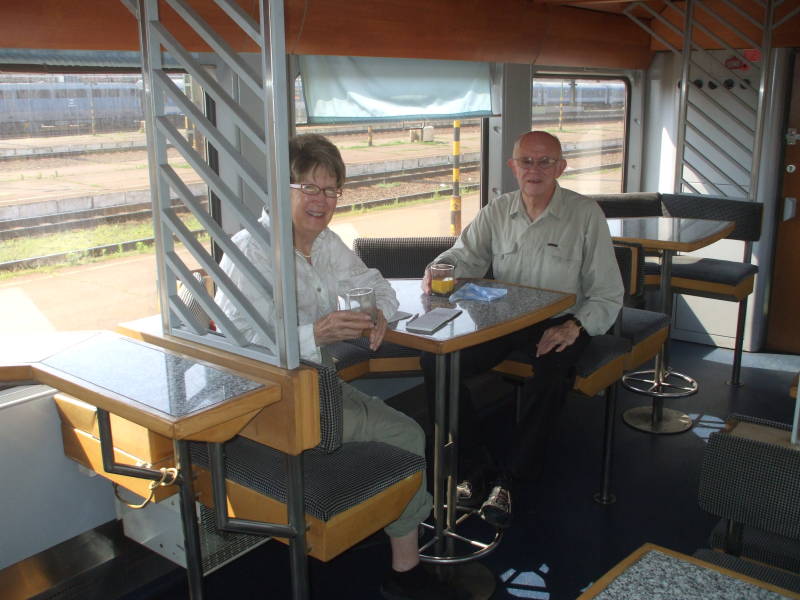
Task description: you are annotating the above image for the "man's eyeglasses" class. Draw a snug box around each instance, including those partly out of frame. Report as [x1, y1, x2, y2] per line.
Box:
[289, 183, 343, 199]
[512, 156, 561, 170]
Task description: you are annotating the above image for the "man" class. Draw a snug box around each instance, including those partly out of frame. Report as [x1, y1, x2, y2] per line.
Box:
[216, 134, 453, 600]
[420, 130, 623, 529]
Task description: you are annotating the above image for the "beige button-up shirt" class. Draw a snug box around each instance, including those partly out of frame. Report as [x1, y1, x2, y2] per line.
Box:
[434, 184, 623, 336]
[215, 212, 398, 362]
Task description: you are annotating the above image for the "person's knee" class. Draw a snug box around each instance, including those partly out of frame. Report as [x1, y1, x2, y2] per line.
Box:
[406, 419, 426, 456]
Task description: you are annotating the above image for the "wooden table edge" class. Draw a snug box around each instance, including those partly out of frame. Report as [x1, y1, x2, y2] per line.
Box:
[610, 220, 735, 253]
[385, 279, 576, 354]
[577, 542, 800, 599]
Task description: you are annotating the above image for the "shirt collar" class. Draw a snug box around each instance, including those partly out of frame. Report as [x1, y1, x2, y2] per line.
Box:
[510, 181, 565, 223]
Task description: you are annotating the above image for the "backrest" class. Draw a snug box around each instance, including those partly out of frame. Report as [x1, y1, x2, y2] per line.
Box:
[353, 236, 457, 278]
[660, 194, 763, 242]
[589, 193, 663, 218]
[698, 414, 800, 540]
[303, 361, 344, 454]
[613, 241, 645, 300]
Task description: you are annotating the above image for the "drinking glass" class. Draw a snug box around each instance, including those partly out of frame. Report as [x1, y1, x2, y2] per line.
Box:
[345, 287, 378, 323]
[429, 263, 455, 296]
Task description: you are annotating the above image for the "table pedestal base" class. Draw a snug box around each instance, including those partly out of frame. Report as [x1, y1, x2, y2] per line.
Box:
[623, 406, 693, 434]
[436, 563, 496, 600]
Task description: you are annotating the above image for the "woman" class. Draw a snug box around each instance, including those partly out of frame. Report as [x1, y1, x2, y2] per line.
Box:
[216, 134, 452, 600]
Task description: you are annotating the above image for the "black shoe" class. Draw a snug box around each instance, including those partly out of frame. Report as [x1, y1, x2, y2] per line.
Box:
[479, 484, 512, 529]
[380, 564, 457, 600]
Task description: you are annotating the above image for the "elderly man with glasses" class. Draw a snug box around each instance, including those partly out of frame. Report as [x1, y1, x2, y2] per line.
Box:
[419, 130, 623, 529]
[216, 134, 456, 600]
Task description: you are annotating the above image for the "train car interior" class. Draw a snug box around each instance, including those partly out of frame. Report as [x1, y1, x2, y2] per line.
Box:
[1, 1, 799, 599]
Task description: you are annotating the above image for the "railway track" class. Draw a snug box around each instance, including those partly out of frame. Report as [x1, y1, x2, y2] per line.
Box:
[0, 142, 622, 239]
[0, 111, 623, 161]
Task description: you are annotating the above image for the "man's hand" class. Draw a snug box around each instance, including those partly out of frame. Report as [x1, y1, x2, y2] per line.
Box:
[368, 310, 388, 351]
[421, 267, 432, 295]
[536, 320, 581, 357]
[314, 310, 375, 346]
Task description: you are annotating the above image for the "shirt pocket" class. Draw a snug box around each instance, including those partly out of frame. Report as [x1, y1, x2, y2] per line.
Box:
[544, 244, 581, 282]
[491, 240, 518, 276]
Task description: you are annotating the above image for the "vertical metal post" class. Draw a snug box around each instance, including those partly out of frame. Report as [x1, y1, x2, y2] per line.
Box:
[285, 453, 309, 600]
[433, 353, 447, 554]
[446, 350, 461, 556]
[136, 0, 172, 335]
[175, 440, 205, 600]
[748, 0, 775, 206]
[451, 120, 462, 236]
[594, 384, 617, 505]
[673, 0, 694, 193]
[259, 0, 300, 369]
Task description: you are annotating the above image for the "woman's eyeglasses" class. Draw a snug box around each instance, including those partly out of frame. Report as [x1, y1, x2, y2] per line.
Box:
[290, 183, 343, 198]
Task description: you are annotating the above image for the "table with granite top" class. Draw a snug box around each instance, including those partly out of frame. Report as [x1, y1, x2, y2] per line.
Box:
[579, 543, 800, 600]
[0, 330, 282, 600]
[384, 278, 575, 597]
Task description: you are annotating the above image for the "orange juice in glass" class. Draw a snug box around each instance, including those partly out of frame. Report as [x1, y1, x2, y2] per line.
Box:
[430, 264, 455, 296]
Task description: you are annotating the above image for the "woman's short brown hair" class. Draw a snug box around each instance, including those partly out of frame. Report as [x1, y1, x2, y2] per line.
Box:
[288, 133, 346, 188]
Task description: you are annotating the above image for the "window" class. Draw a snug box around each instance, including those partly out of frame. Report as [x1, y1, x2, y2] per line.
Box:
[532, 77, 628, 194]
[292, 71, 484, 246]
[0, 71, 204, 334]
[323, 118, 482, 247]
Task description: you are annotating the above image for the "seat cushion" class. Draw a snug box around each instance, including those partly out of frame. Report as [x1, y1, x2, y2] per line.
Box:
[574, 335, 631, 379]
[620, 308, 669, 344]
[644, 256, 757, 301]
[326, 341, 371, 371]
[669, 256, 758, 286]
[709, 519, 800, 574]
[191, 436, 425, 522]
[502, 334, 630, 379]
[693, 549, 800, 593]
[645, 257, 758, 285]
[346, 338, 421, 359]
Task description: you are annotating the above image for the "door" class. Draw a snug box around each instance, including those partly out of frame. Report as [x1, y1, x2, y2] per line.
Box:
[766, 51, 800, 352]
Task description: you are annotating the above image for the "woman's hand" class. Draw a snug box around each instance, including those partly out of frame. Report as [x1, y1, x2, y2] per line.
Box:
[368, 310, 388, 351]
[313, 310, 374, 346]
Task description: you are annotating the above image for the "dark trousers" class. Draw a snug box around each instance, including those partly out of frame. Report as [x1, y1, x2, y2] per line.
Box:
[420, 314, 590, 485]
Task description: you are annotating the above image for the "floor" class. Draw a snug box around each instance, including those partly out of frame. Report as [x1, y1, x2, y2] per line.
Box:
[125, 339, 799, 600]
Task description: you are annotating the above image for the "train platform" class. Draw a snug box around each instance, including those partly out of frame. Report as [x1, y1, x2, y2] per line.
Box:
[0, 127, 482, 216]
[0, 195, 480, 335]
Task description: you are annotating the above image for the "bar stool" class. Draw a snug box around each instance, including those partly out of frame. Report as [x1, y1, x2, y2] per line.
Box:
[647, 194, 763, 386]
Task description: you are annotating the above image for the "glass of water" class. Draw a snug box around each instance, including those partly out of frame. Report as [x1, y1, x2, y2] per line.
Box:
[345, 287, 378, 323]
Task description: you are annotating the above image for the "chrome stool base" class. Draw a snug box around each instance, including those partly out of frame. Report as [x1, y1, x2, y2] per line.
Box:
[419, 507, 503, 565]
[622, 368, 698, 398]
[623, 406, 693, 434]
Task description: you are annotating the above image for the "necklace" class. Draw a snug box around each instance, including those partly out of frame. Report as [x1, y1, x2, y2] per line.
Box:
[295, 248, 312, 259]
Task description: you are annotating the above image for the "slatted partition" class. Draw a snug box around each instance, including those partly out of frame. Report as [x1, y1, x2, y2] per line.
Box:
[622, 0, 796, 203]
[125, 0, 299, 368]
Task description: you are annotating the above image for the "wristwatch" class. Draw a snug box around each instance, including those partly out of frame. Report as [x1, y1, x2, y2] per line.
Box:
[569, 317, 583, 332]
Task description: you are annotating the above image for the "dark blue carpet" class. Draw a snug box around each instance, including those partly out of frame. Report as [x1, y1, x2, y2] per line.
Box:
[133, 340, 799, 599]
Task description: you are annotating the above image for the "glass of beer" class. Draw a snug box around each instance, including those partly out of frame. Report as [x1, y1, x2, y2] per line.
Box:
[345, 287, 378, 323]
[429, 264, 455, 296]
